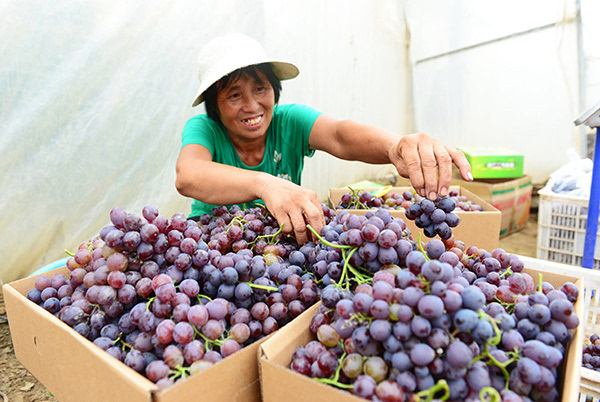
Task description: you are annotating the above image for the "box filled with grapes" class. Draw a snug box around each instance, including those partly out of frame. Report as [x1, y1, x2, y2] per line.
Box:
[3, 266, 265, 402]
[259, 256, 584, 402]
[329, 186, 501, 251]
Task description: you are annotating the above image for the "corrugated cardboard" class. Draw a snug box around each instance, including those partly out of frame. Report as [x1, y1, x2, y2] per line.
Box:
[329, 185, 501, 251]
[260, 259, 584, 402]
[3, 267, 264, 402]
[451, 176, 533, 238]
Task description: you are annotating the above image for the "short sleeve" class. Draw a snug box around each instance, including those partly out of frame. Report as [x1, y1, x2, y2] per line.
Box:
[275, 104, 321, 157]
[181, 115, 218, 156]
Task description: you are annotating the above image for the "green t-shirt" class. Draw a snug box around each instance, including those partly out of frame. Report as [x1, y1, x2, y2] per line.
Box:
[181, 104, 322, 217]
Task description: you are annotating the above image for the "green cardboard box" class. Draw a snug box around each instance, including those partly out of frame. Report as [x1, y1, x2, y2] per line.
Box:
[460, 147, 524, 179]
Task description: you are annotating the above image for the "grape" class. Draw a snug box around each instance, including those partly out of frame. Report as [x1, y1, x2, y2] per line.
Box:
[446, 341, 473, 368]
[145, 360, 170, 383]
[410, 343, 435, 366]
[417, 295, 444, 319]
[453, 309, 479, 332]
[354, 375, 377, 398]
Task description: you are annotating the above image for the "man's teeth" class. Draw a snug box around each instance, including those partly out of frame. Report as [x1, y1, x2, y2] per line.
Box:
[242, 116, 262, 125]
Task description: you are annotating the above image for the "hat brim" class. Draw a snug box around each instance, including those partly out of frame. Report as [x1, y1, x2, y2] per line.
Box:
[191, 61, 299, 107]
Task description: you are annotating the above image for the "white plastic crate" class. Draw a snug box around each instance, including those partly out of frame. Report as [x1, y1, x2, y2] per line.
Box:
[537, 189, 600, 269]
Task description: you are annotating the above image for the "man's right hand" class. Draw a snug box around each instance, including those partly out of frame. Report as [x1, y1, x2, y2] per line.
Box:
[256, 173, 325, 245]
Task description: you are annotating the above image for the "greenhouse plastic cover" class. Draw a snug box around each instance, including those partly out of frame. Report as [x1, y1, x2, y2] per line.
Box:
[0, 1, 409, 282]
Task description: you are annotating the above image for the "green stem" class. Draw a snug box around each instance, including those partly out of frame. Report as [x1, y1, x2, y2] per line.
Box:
[538, 273, 543, 293]
[479, 310, 501, 346]
[479, 387, 501, 402]
[247, 282, 279, 292]
[193, 326, 219, 350]
[499, 267, 513, 279]
[197, 294, 212, 302]
[249, 224, 285, 247]
[415, 379, 450, 401]
[339, 248, 358, 290]
[146, 296, 155, 311]
[64, 249, 75, 257]
[417, 234, 430, 261]
[306, 225, 352, 250]
[315, 352, 353, 389]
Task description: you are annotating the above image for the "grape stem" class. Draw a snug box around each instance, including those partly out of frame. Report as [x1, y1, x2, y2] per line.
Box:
[306, 225, 352, 250]
[169, 366, 189, 380]
[338, 248, 358, 290]
[315, 351, 353, 389]
[416, 234, 430, 261]
[538, 273, 543, 293]
[249, 224, 285, 248]
[499, 267, 513, 279]
[469, 310, 514, 390]
[64, 248, 75, 257]
[146, 296, 156, 311]
[415, 379, 450, 401]
[347, 312, 373, 325]
[113, 333, 134, 351]
[192, 326, 224, 350]
[197, 294, 212, 302]
[247, 282, 279, 292]
[479, 387, 501, 402]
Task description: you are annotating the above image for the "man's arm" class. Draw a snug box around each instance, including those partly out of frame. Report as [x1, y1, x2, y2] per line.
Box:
[175, 144, 324, 243]
[308, 115, 472, 199]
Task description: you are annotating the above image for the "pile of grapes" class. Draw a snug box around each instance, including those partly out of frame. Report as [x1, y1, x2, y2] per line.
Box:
[583, 334, 600, 371]
[403, 197, 459, 240]
[336, 188, 483, 213]
[26, 205, 326, 388]
[290, 226, 580, 401]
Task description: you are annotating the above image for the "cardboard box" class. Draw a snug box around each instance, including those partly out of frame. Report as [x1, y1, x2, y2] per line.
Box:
[329, 185, 501, 251]
[259, 259, 584, 402]
[452, 176, 533, 238]
[3, 267, 264, 402]
[460, 147, 524, 179]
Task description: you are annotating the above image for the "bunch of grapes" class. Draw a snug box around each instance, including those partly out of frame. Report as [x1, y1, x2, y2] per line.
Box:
[448, 189, 484, 212]
[26, 205, 325, 388]
[297, 209, 415, 290]
[404, 197, 459, 240]
[583, 334, 600, 371]
[337, 189, 483, 213]
[290, 235, 580, 402]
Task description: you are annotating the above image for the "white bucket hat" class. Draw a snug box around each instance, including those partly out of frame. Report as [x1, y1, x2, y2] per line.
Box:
[191, 33, 299, 107]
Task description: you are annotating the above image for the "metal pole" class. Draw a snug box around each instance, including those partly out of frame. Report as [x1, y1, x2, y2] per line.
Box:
[583, 127, 600, 268]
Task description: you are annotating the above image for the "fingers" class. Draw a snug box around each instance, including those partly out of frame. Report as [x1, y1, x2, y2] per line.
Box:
[268, 207, 292, 236]
[303, 197, 325, 240]
[289, 209, 308, 245]
[418, 142, 438, 200]
[447, 146, 473, 181]
[434, 143, 453, 196]
[399, 142, 426, 197]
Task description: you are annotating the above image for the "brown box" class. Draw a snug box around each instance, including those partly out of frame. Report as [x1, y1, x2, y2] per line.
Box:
[329, 186, 501, 251]
[259, 260, 584, 402]
[451, 176, 533, 238]
[3, 267, 263, 402]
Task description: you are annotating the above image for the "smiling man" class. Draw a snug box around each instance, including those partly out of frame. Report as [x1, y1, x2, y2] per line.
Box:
[175, 33, 472, 244]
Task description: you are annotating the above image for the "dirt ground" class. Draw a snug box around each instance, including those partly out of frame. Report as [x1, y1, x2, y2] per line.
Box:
[0, 290, 57, 402]
[0, 215, 539, 402]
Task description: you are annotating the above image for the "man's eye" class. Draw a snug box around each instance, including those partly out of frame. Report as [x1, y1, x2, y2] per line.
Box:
[256, 86, 266, 93]
[228, 93, 241, 100]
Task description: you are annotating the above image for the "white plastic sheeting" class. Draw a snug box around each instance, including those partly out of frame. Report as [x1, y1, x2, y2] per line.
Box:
[405, 0, 581, 183]
[0, 1, 410, 281]
[581, 0, 600, 109]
